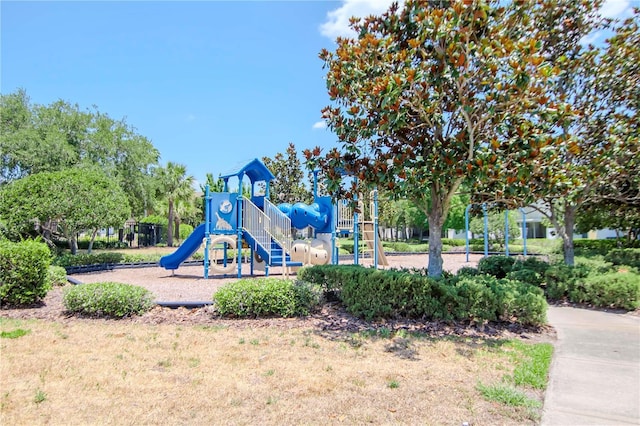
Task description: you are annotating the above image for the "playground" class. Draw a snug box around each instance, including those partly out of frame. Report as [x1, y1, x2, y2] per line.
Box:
[72, 252, 485, 303]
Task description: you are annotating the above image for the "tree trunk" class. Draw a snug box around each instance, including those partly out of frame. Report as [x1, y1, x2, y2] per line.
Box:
[427, 212, 444, 277]
[87, 229, 98, 254]
[69, 235, 78, 255]
[562, 205, 576, 266]
[174, 218, 180, 244]
[167, 200, 174, 247]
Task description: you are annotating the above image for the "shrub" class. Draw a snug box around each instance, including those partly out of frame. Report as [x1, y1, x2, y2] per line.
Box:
[568, 272, 640, 311]
[605, 248, 640, 269]
[512, 257, 551, 275]
[543, 264, 590, 300]
[63, 282, 154, 318]
[478, 256, 516, 279]
[506, 269, 543, 287]
[213, 278, 322, 318]
[0, 240, 51, 306]
[299, 265, 547, 325]
[47, 265, 68, 286]
[456, 266, 480, 277]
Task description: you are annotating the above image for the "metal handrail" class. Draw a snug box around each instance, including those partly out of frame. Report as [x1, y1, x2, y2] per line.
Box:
[264, 198, 292, 255]
[242, 198, 271, 254]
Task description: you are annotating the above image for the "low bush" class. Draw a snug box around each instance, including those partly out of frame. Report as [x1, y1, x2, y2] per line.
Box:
[568, 272, 640, 311]
[53, 252, 163, 269]
[543, 264, 590, 300]
[478, 256, 516, 279]
[456, 266, 480, 277]
[300, 265, 547, 325]
[605, 248, 640, 269]
[63, 282, 154, 318]
[0, 240, 51, 306]
[47, 266, 68, 286]
[441, 238, 467, 247]
[213, 278, 322, 318]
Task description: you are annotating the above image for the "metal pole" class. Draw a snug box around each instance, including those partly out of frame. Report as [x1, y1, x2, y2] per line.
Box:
[519, 208, 528, 257]
[353, 188, 359, 266]
[465, 205, 472, 262]
[373, 188, 379, 269]
[483, 203, 489, 257]
[204, 185, 211, 279]
[505, 210, 510, 257]
[237, 176, 244, 278]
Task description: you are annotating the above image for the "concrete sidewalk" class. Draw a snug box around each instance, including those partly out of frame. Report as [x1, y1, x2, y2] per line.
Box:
[542, 306, 640, 425]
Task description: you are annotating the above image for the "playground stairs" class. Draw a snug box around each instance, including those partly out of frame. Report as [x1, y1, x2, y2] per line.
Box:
[267, 240, 302, 268]
[242, 197, 302, 269]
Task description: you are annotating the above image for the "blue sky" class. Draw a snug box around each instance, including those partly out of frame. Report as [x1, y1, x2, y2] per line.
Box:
[1, 0, 634, 187]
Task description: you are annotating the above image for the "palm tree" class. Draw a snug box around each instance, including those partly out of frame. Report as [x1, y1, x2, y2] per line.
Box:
[155, 162, 194, 247]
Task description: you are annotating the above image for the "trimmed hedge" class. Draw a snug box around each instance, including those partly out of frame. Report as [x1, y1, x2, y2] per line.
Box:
[604, 248, 640, 269]
[53, 252, 162, 268]
[47, 266, 68, 286]
[63, 282, 154, 318]
[569, 272, 640, 311]
[0, 240, 51, 306]
[298, 265, 547, 325]
[213, 278, 322, 318]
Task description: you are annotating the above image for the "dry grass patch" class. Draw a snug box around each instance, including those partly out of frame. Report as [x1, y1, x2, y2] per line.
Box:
[1, 318, 542, 424]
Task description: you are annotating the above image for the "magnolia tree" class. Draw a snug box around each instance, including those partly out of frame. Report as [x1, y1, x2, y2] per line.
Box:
[475, 2, 639, 265]
[306, 0, 560, 276]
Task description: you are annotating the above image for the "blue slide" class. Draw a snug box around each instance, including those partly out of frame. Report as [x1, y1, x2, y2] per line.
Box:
[159, 223, 205, 270]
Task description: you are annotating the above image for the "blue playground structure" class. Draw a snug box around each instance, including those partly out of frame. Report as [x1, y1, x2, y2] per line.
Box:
[160, 159, 385, 278]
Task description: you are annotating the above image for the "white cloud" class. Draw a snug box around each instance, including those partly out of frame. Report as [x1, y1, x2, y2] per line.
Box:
[312, 120, 327, 130]
[319, 0, 400, 40]
[580, 0, 633, 46]
[600, 0, 631, 19]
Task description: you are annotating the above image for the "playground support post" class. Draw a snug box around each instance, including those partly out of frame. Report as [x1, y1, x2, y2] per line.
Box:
[236, 175, 244, 279]
[353, 178, 359, 265]
[204, 185, 211, 279]
[373, 188, 379, 269]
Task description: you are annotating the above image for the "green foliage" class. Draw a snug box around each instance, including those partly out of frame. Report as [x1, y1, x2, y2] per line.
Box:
[605, 249, 640, 269]
[139, 215, 168, 225]
[63, 282, 154, 318]
[1, 328, 31, 339]
[507, 341, 554, 390]
[179, 223, 194, 241]
[54, 252, 125, 268]
[299, 265, 547, 325]
[456, 266, 479, 277]
[47, 265, 68, 286]
[543, 264, 590, 300]
[308, 0, 559, 277]
[213, 278, 322, 318]
[470, 211, 521, 249]
[574, 239, 624, 256]
[53, 252, 166, 269]
[569, 272, 640, 311]
[262, 142, 311, 204]
[0, 167, 130, 254]
[476, 383, 541, 408]
[0, 90, 160, 216]
[478, 256, 517, 279]
[0, 240, 51, 306]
